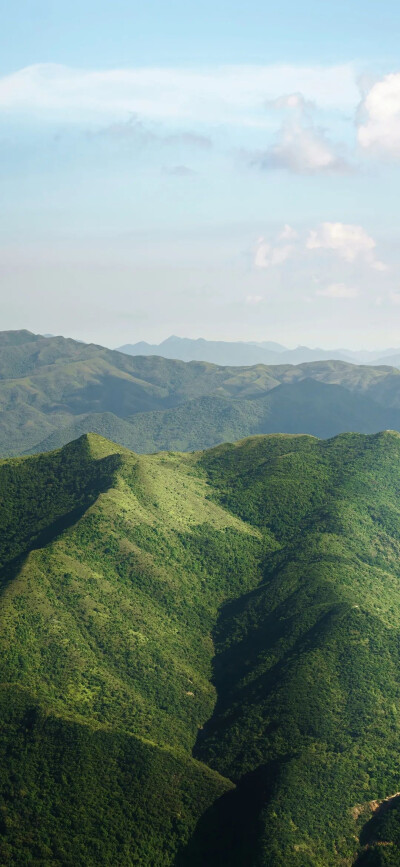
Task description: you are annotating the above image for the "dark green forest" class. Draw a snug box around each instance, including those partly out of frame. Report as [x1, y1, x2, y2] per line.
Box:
[2, 431, 400, 863]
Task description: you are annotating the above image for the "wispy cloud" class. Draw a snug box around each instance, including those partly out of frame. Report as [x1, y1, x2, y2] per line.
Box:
[98, 115, 212, 148]
[246, 294, 264, 304]
[278, 224, 298, 241]
[254, 239, 296, 268]
[315, 282, 359, 298]
[254, 227, 297, 269]
[250, 93, 352, 175]
[167, 131, 212, 149]
[0, 62, 359, 125]
[162, 165, 197, 176]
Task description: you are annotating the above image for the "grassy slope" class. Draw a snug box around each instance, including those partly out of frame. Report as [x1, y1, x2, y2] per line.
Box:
[3, 432, 400, 864]
[2, 330, 400, 456]
[0, 434, 263, 864]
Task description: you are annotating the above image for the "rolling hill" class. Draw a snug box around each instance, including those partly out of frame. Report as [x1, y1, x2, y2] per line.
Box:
[2, 330, 400, 457]
[2, 431, 400, 863]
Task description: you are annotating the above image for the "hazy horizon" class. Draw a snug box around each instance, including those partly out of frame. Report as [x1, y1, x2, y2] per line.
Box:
[16, 327, 400, 356]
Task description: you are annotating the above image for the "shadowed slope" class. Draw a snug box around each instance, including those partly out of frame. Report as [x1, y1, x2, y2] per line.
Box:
[180, 433, 400, 865]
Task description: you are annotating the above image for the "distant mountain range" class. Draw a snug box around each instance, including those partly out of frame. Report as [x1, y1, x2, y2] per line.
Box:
[2, 329, 400, 457]
[117, 335, 400, 367]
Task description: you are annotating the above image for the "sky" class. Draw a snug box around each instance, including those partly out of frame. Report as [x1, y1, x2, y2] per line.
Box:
[1, 1, 400, 348]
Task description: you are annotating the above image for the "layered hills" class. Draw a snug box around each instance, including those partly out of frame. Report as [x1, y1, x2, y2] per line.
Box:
[2, 431, 400, 864]
[2, 330, 400, 457]
[117, 335, 400, 367]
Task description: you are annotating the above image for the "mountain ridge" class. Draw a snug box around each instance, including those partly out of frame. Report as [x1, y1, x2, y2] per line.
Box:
[117, 334, 400, 367]
[2, 431, 400, 863]
[2, 330, 400, 458]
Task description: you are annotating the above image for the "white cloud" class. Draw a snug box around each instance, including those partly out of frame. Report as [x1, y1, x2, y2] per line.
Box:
[306, 222, 387, 271]
[254, 234, 296, 269]
[254, 239, 273, 268]
[316, 283, 359, 298]
[279, 224, 298, 241]
[0, 63, 359, 125]
[358, 73, 400, 157]
[271, 244, 295, 265]
[389, 291, 400, 305]
[267, 123, 346, 173]
[255, 222, 388, 279]
[252, 92, 351, 174]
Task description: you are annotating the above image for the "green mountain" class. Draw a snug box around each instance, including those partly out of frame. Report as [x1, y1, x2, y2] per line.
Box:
[29, 380, 397, 456]
[2, 330, 400, 457]
[3, 431, 400, 864]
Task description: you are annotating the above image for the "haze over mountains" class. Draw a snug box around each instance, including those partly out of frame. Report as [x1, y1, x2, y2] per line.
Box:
[117, 335, 400, 368]
[3, 329, 400, 458]
[2, 431, 400, 864]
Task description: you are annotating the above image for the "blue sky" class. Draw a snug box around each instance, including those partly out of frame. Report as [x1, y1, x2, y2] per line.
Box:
[2, 1, 400, 70]
[1, 0, 400, 348]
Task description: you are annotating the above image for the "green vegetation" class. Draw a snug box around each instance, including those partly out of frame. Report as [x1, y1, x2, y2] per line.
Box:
[193, 432, 400, 864]
[3, 430, 400, 864]
[354, 796, 400, 865]
[1, 330, 400, 457]
[0, 686, 231, 867]
[0, 433, 260, 864]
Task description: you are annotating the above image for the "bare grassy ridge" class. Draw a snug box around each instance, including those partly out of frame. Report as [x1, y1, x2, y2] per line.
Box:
[2, 431, 400, 863]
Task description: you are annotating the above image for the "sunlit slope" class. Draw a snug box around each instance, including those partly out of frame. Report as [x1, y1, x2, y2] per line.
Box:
[0, 433, 265, 744]
[0, 433, 261, 864]
[3, 432, 400, 864]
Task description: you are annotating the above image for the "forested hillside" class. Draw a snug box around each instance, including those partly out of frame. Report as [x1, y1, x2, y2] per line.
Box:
[2, 431, 400, 863]
[2, 330, 400, 457]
